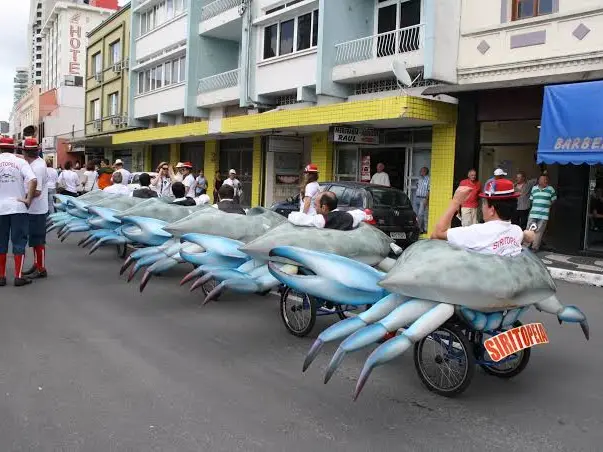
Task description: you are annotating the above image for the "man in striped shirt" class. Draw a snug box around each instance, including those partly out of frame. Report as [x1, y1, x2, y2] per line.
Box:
[413, 167, 430, 233]
[528, 175, 557, 251]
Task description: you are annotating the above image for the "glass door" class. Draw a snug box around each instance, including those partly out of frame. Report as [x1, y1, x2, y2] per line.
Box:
[405, 147, 431, 199]
[335, 147, 360, 181]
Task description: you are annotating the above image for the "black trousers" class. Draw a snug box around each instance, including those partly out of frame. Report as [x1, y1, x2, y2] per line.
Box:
[514, 209, 529, 230]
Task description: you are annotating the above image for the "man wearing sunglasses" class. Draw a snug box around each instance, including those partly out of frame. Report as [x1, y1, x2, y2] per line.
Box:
[151, 162, 177, 198]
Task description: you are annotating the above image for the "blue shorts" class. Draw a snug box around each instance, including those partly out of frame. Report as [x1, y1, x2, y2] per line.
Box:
[28, 214, 47, 247]
[0, 214, 29, 255]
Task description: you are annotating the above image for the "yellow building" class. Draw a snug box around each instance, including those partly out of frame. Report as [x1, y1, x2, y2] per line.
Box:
[81, 3, 143, 169]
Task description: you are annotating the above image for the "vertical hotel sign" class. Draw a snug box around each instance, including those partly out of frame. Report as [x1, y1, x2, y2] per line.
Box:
[68, 14, 82, 75]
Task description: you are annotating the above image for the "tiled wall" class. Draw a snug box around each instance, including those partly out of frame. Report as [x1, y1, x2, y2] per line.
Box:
[251, 136, 262, 207]
[204, 140, 219, 200]
[311, 131, 334, 182]
[428, 123, 457, 235]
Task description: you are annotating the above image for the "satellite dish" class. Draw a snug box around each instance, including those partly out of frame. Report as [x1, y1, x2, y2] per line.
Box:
[392, 60, 413, 87]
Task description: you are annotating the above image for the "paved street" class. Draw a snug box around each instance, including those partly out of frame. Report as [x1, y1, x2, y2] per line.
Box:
[0, 237, 601, 452]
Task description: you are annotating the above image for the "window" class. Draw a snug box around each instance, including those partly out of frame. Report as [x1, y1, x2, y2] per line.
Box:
[376, 0, 421, 56]
[150, 67, 156, 91]
[136, 56, 184, 95]
[91, 99, 101, 120]
[164, 60, 172, 85]
[179, 56, 186, 82]
[155, 64, 163, 89]
[109, 40, 121, 64]
[171, 60, 178, 84]
[139, 0, 182, 37]
[92, 52, 102, 75]
[138, 71, 144, 94]
[512, 0, 553, 20]
[108, 92, 119, 116]
[144, 69, 151, 92]
[262, 9, 319, 60]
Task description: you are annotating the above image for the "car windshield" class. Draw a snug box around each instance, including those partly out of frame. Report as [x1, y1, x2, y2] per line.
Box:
[367, 187, 411, 208]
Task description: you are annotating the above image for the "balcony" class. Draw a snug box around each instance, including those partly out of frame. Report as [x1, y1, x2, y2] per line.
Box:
[197, 68, 240, 107]
[199, 0, 242, 41]
[332, 24, 424, 83]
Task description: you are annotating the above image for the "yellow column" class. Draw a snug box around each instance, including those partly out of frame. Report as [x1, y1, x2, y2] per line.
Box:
[311, 131, 333, 182]
[204, 140, 219, 201]
[427, 123, 457, 236]
[169, 143, 180, 164]
[251, 136, 262, 207]
[144, 145, 152, 172]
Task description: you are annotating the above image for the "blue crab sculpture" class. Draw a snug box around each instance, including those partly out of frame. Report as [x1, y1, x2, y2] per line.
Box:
[267, 240, 589, 400]
[184, 221, 397, 304]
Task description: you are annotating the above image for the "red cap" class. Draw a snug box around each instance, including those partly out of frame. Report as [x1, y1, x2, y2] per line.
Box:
[304, 163, 319, 173]
[0, 136, 15, 150]
[479, 178, 520, 200]
[181, 161, 193, 168]
[22, 137, 39, 150]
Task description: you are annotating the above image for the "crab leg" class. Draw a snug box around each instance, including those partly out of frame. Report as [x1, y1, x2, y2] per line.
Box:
[535, 295, 589, 340]
[303, 294, 407, 372]
[324, 299, 438, 383]
[354, 303, 455, 400]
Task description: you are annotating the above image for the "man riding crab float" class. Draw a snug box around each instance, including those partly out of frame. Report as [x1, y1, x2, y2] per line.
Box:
[267, 178, 589, 399]
[121, 207, 287, 292]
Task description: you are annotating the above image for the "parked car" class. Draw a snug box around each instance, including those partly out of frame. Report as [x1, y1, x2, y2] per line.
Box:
[127, 172, 158, 192]
[270, 181, 420, 248]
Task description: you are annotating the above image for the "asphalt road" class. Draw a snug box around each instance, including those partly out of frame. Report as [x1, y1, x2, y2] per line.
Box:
[0, 237, 601, 452]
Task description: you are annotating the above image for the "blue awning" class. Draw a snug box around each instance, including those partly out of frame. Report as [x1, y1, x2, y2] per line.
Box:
[537, 81, 603, 165]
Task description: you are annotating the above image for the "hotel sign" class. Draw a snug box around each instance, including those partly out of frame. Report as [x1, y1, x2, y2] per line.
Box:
[68, 14, 82, 75]
[331, 126, 379, 145]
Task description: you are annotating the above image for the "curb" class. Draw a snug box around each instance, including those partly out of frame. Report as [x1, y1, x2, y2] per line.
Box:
[547, 267, 603, 288]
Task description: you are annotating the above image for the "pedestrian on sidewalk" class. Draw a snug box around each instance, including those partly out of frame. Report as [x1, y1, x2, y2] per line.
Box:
[22, 139, 49, 280]
[46, 160, 58, 214]
[458, 169, 481, 226]
[528, 174, 557, 252]
[513, 171, 536, 230]
[413, 167, 430, 233]
[97, 158, 114, 190]
[0, 136, 37, 287]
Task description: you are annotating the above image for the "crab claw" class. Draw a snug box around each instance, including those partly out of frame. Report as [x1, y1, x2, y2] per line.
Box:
[268, 247, 387, 306]
[139, 271, 153, 293]
[203, 281, 226, 305]
[302, 294, 407, 372]
[190, 272, 215, 292]
[120, 256, 135, 275]
[181, 266, 205, 286]
[139, 257, 180, 292]
[127, 253, 166, 282]
[557, 306, 590, 340]
[120, 216, 172, 247]
[89, 234, 127, 255]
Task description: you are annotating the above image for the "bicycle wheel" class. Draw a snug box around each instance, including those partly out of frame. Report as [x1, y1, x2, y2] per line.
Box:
[480, 321, 531, 379]
[201, 278, 221, 301]
[413, 324, 475, 397]
[280, 287, 317, 337]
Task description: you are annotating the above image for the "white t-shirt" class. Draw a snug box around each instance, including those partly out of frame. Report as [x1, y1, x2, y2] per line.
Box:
[116, 168, 131, 185]
[222, 177, 242, 197]
[83, 170, 98, 191]
[370, 172, 391, 187]
[447, 220, 524, 257]
[28, 157, 49, 215]
[103, 184, 131, 196]
[300, 181, 320, 215]
[46, 167, 58, 189]
[0, 152, 36, 215]
[183, 174, 197, 198]
[58, 170, 81, 193]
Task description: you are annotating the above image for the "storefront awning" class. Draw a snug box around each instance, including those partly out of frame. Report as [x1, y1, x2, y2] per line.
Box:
[537, 81, 603, 165]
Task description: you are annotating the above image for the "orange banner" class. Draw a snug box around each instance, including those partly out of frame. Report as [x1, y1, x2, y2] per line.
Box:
[484, 323, 549, 362]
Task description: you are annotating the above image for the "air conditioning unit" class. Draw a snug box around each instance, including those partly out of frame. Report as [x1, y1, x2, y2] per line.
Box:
[94, 72, 103, 83]
[122, 59, 129, 69]
[113, 62, 122, 72]
[110, 116, 122, 126]
[120, 116, 129, 126]
[93, 119, 102, 130]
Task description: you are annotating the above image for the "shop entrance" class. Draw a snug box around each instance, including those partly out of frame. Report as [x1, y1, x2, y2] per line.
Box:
[585, 165, 603, 252]
[362, 148, 406, 190]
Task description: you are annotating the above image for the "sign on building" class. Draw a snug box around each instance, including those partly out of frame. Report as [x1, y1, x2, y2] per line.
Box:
[68, 14, 82, 75]
[330, 126, 379, 145]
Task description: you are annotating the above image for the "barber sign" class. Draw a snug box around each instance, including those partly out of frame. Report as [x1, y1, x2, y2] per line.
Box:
[332, 126, 379, 145]
[484, 322, 549, 362]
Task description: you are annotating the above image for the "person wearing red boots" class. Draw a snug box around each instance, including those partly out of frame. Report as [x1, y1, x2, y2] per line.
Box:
[0, 136, 37, 287]
[22, 138, 49, 280]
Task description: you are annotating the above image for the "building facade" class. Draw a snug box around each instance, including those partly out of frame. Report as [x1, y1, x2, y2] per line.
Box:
[13, 68, 29, 105]
[40, 0, 119, 167]
[28, 0, 44, 86]
[115, 0, 460, 233]
[82, 2, 140, 168]
[425, 0, 603, 254]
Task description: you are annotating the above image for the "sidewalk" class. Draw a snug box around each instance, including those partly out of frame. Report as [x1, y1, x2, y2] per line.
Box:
[538, 251, 603, 287]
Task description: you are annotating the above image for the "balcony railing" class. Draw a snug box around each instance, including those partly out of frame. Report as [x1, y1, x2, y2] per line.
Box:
[198, 68, 239, 93]
[200, 0, 240, 21]
[334, 24, 424, 66]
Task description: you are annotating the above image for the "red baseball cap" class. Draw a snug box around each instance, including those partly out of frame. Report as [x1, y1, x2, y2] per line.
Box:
[0, 136, 15, 150]
[304, 163, 318, 173]
[180, 161, 193, 168]
[479, 178, 519, 200]
[22, 137, 39, 150]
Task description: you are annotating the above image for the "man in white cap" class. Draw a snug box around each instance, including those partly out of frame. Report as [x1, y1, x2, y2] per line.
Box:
[222, 169, 243, 204]
[114, 159, 131, 185]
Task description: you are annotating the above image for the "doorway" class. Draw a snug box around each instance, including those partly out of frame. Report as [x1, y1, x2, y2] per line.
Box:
[362, 147, 406, 190]
[585, 165, 603, 252]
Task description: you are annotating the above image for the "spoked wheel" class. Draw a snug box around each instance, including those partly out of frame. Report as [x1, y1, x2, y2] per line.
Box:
[116, 244, 127, 259]
[201, 278, 221, 301]
[280, 287, 317, 337]
[413, 324, 475, 397]
[479, 321, 531, 379]
[335, 304, 372, 321]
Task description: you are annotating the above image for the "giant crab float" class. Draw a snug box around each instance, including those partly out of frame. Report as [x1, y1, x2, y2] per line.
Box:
[267, 240, 589, 399]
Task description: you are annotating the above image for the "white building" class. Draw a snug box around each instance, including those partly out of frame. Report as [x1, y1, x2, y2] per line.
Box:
[13, 68, 29, 105]
[28, 0, 45, 86]
[40, 1, 116, 144]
